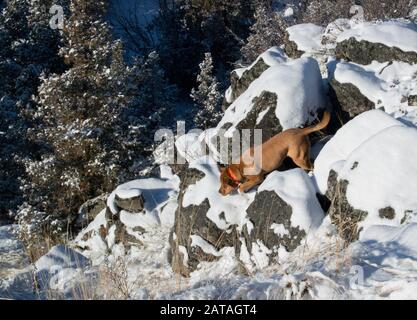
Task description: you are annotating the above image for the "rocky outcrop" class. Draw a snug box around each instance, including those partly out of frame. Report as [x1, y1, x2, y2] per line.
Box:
[325, 170, 367, 243]
[315, 116, 417, 245]
[225, 58, 270, 107]
[170, 164, 324, 276]
[218, 91, 283, 164]
[408, 95, 417, 106]
[213, 57, 327, 165]
[329, 78, 375, 119]
[170, 168, 238, 277]
[75, 194, 108, 230]
[335, 38, 417, 65]
[75, 169, 180, 252]
[284, 32, 304, 59]
[114, 193, 145, 213]
[235, 91, 282, 139]
[170, 55, 327, 276]
[238, 191, 306, 271]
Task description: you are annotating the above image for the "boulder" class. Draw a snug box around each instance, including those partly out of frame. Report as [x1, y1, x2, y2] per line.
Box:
[114, 192, 145, 213]
[170, 158, 325, 276]
[335, 38, 417, 65]
[284, 23, 325, 58]
[237, 170, 324, 272]
[329, 78, 375, 119]
[314, 111, 417, 243]
[325, 170, 367, 242]
[170, 160, 246, 277]
[328, 59, 417, 119]
[284, 33, 304, 59]
[210, 57, 326, 164]
[335, 21, 417, 65]
[226, 58, 269, 107]
[409, 95, 417, 106]
[75, 166, 180, 252]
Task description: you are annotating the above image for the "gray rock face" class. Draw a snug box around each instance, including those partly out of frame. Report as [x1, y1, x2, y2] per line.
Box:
[330, 78, 375, 119]
[218, 91, 283, 164]
[335, 38, 417, 65]
[114, 193, 145, 213]
[379, 207, 396, 220]
[325, 170, 368, 243]
[236, 91, 282, 140]
[238, 190, 306, 272]
[76, 194, 108, 230]
[170, 168, 237, 277]
[225, 58, 270, 108]
[408, 95, 417, 106]
[284, 32, 304, 59]
[324, 169, 409, 244]
[170, 165, 324, 276]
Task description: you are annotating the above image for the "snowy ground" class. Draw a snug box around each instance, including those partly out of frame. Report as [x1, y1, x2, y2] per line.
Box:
[4, 218, 417, 300]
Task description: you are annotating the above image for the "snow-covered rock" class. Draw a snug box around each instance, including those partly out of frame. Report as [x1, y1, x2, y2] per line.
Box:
[329, 59, 417, 119]
[285, 23, 325, 58]
[170, 157, 254, 276]
[238, 169, 324, 272]
[212, 57, 327, 164]
[335, 20, 417, 65]
[75, 193, 108, 231]
[171, 157, 325, 276]
[75, 165, 180, 256]
[314, 110, 417, 241]
[225, 47, 288, 106]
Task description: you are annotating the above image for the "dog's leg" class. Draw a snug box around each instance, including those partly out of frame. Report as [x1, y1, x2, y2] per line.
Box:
[293, 155, 314, 171]
[238, 175, 264, 193]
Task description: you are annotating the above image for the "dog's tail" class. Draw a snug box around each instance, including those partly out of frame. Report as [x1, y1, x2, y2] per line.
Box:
[301, 111, 331, 135]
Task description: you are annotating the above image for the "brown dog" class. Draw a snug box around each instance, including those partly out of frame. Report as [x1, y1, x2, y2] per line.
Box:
[219, 111, 330, 196]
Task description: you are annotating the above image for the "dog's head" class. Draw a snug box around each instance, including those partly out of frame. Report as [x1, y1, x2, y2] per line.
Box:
[218, 164, 241, 196]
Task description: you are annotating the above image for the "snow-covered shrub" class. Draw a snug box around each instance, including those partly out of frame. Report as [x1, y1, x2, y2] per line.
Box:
[362, 0, 415, 21]
[0, 0, 64, 218]
[20, 0, 145, 242]
[300, 0, 353, 26]
[241, 3, 288, 64]
[191, 52, 222, 129]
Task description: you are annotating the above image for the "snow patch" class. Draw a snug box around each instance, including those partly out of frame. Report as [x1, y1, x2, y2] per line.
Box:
[337, 20, 417, 53]
[286, 23, 325, 53]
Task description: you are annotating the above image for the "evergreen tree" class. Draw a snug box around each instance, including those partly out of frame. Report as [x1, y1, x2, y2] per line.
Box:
[240, 3, 287, 64]
[21, 0, 134, 242]
[122, 51, 178, 172]
[191, 52, 222, 129]
[0, 0, 64, 219]
[0, 0, 29, 218]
